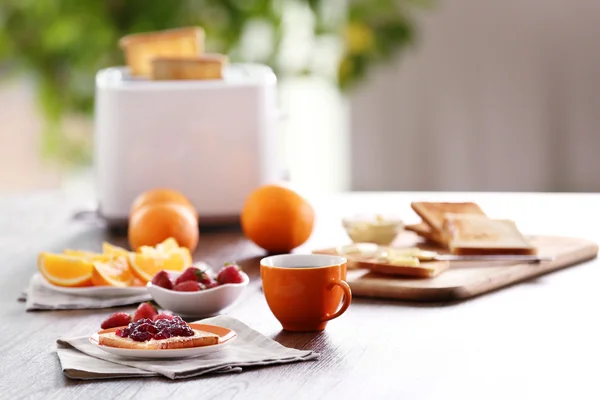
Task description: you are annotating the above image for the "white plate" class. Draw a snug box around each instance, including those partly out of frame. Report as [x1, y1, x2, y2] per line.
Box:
[90, 323, 237, 359]
[39, 275, 149, 298]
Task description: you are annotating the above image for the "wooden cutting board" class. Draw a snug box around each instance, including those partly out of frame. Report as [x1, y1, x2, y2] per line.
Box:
[315, 235, 598, 302]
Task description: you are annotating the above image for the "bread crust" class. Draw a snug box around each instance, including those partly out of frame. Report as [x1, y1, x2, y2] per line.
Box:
[354, 259, 449, 278]
[98, 329, 219, 350]
[118, 26, 205, 76]
[150, 54, 228, 80]
[443, 214, 537, 255]
[411, 202, 486, 233]
[405, 222, 447, 247]
[119, 27, 205, 48]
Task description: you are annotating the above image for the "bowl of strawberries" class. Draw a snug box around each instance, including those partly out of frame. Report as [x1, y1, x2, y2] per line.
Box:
[146, 262, 249, 317]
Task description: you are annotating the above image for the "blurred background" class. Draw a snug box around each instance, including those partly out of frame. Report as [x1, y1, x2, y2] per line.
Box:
[1, 0, 599, 197]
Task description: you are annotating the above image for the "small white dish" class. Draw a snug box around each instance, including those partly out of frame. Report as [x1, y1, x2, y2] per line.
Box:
[38, 275, 148, 298]
[90, 323, 237, 359]
[342, 213, 405, 245]
[146, 270, 249, 317]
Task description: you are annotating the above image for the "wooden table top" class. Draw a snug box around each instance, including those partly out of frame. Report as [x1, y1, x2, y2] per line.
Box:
[1, 191, 599, 400]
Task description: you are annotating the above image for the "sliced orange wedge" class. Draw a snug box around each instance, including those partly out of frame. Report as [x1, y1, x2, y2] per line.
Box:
[91, 256, 134, 287]
[64, 249, 115, 263]
[131, 276, 146, 287]
[64, 249, 99, 258]
[139, 237, 183, 256]
[38, 253, 94, 287]
[129, 250, 190, 283]
[102, 242, 132, 257]
[155, 237, 180, 253]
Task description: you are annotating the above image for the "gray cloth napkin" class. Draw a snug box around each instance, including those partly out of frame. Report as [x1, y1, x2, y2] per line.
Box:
[56, 315, 319, 380]
[22, 273, 152, 311]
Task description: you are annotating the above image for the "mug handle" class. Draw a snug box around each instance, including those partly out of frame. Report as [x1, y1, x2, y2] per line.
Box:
[321, 280, 352, 322]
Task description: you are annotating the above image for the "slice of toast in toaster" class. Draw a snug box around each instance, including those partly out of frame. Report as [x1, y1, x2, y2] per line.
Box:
[119, 26, 205, 77]
[411, 202, 486, 234]
[150, 54, 228, 80]
[405, 222, 448, 247]
[442, 213, 537, 255]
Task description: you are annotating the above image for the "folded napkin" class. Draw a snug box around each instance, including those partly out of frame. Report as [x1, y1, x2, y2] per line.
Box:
[56, 315, 319, 380]
[22, 273, 152, 311]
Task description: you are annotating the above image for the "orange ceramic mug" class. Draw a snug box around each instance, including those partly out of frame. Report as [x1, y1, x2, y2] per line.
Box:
[260, 254, 352, 332]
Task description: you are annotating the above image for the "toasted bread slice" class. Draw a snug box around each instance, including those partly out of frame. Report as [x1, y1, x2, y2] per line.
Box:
[312, 245, 449, 278]
[405, 222, 447, 246]
[411, 202, 486, 234]
[443, 213, 537, 255]
[150, 54, 228, 80]
[98, 329, 219, 350]
[119, 26, 205, 77]
[364, 260, 449, 278]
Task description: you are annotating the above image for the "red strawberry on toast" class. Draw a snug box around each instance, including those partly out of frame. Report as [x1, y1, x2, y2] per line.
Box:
[153, 312, 175, 321]
[101, 312, 132, 329]
[132, 302, 158, 322]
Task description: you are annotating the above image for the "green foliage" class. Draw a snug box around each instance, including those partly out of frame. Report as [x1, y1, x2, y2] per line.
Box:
[0, 0, 431, 166]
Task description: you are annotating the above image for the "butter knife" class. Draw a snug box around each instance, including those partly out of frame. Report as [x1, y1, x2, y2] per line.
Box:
[426, 254, 554, 263]
[337, 244, 554, 263]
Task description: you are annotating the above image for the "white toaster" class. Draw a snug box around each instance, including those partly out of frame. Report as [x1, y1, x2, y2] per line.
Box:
[94, 63, 284, 226]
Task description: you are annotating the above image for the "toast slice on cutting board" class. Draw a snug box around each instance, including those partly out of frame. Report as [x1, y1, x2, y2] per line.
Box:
[99, 329, 219, 350]
[411, 202, 486, 234]
[352, 257, 449, 278]
[405, 222, 447, 247]
[313, 245, 449, 278]
[443, 213, 537, 255]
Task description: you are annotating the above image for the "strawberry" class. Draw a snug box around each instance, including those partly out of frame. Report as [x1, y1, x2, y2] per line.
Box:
[153, 312, 174, 321]
[173, 280, 201, 292]
[197, 272, 214, 286]
[217, 262, 245, 284]
[204, 281, 220, 289]
[101, 312, 132, 329]
[151, 270, 173, 290]
[132, 302, 158, 322]
[174, 266, 211, 286]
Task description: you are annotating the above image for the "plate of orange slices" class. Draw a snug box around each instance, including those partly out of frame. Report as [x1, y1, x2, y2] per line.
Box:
[37, 238, 193, 298]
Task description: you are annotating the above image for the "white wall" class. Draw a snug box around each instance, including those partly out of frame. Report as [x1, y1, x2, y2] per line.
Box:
[0, 79, 62, 192]
[350, 0, 600, 192]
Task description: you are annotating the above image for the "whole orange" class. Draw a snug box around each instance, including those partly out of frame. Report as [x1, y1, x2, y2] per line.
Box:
[128, 203, 199, 252]
[241, 184, 315, 253]
[130, 188, 197, 218]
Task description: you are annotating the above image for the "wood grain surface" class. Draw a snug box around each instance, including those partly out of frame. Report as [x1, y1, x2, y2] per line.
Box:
[1, 191, 600, 400]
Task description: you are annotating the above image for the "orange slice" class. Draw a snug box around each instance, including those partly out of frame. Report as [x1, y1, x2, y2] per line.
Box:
[155, 237, 180, 253]
[139, 237, 182, 256]
[38, 253, 94, 287]
[91, 256, 134, 287]
[102, 242, 132, 257]
[131, 276, 146, 287]
[129, 250, 190, 283]
[64, 249, 99, 258]
[64, 249, 115, 263]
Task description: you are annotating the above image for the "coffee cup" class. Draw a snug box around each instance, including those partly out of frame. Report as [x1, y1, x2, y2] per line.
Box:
[260, 254, 352, 332]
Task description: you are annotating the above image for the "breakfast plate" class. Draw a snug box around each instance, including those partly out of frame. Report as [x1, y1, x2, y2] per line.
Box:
[39, 275, 149, 298]
[90, 323, 237, 359]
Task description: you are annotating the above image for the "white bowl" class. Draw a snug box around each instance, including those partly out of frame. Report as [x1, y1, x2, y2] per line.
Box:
[342, 213, 405, 245]
[146, 270, 249, 318]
